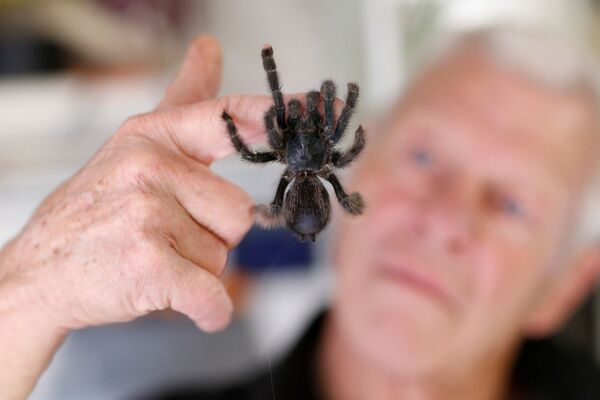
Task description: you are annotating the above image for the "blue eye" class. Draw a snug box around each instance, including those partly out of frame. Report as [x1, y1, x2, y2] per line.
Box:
[410, 148, 433, 167]
[500, 196, 525, 218]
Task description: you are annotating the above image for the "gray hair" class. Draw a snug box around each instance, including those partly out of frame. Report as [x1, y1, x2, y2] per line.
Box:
[406, 3, 600, 251]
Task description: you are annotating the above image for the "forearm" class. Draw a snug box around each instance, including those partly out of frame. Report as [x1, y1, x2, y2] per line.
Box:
[0, 245, 67, 400]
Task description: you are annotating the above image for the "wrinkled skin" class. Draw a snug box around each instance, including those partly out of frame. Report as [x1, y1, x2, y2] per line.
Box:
[0, 36, 331, 399]
[326, 46, 600, 398]
[1, 41, 258, 335]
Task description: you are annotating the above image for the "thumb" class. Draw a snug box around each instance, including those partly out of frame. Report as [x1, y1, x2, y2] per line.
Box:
[157, 35, 223, 110]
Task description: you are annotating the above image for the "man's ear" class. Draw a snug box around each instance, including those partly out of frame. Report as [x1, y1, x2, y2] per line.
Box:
[524, 244, 600, 337]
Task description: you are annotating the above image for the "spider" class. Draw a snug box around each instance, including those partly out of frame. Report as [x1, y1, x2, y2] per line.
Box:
[221, 45, 366, 242]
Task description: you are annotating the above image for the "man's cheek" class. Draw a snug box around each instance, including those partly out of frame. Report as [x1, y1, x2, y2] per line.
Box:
[473, 246, 539, 318]
[470, 244, 517, 305]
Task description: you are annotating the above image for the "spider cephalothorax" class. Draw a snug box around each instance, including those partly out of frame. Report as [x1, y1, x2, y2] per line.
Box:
[221, 45, 365, 242]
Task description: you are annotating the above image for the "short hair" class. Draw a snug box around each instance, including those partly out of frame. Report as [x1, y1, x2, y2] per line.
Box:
[407, 9, 600, 251]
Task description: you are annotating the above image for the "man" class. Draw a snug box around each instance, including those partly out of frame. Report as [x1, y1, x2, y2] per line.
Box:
[1, 28, 599, 400]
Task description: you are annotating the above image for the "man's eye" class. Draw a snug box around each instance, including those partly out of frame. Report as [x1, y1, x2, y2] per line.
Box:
[409, 148, 434, 168]
[498, 195, 526, 218]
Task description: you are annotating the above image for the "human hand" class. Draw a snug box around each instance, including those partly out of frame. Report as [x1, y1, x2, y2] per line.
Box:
[0, 36, 273, 334]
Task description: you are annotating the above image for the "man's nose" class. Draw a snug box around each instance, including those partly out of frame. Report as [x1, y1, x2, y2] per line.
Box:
[408, 171, 479, 255]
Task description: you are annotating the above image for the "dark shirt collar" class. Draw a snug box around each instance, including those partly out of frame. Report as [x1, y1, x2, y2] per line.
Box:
[268, 311, 600, 400]
[155, 310, 600, 400]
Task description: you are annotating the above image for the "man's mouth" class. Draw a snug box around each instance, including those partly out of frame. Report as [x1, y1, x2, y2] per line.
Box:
[375, 258, 456, 307]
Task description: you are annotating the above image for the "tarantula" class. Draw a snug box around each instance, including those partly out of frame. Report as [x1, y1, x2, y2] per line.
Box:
[221, 45, 366, 242]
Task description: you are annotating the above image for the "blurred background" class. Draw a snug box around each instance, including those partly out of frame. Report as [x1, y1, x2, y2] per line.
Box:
[0, 0, 598, 399]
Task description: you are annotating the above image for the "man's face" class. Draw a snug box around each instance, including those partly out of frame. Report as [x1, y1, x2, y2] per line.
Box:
[333, 48, 599, 375]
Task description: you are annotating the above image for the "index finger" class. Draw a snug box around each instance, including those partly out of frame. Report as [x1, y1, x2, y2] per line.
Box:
[138, 93, 344, 165]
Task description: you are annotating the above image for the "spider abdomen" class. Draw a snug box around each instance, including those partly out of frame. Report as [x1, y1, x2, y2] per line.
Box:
[286, 133, 327, 172]
[284, 175, 330, 239]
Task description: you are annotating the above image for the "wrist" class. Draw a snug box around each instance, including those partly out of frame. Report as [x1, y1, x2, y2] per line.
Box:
[0, 238, 68, 338]
[0, 243, 67, 399]
[0, 309, 67, 399]
[0, 237, 67, 337]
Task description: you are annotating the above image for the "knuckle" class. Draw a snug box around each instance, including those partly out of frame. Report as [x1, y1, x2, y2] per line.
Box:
[119, 149, 166, 185]
[126, 225, 156, 256]
[129, 194, 164, 224]
[119, 196, 166, 252]
[117, 112, 152, 136]
[118, 114, 140, 134]
[136, 193, 163, 215]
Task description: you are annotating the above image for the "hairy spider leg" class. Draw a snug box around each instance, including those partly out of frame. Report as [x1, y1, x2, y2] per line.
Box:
[325, 173, 365, 215]
[221, 111, 277, 163]
[287, 99, 301, 130]
[320, 80, 336, 139]
[332, 125, 366, 168]
[306, 91, 322, 127]
[332, 83, 359, 143]
[261, 46, 287, 130]
[255, 169, 292, 228]
[264, 106, 284, 149]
